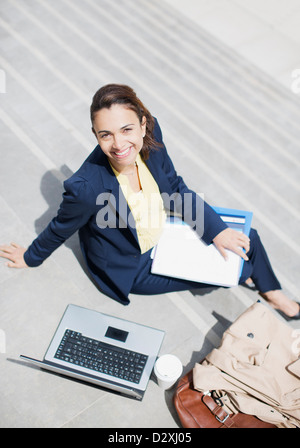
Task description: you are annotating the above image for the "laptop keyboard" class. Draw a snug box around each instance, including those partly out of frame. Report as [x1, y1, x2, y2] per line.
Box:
[54, 329, 148, 384]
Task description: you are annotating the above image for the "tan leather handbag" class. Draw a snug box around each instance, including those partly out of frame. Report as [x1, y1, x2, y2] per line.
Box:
[173, 370, 276, 428]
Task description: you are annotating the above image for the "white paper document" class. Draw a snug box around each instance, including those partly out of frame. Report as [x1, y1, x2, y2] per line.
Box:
[151, 218, 243, 287]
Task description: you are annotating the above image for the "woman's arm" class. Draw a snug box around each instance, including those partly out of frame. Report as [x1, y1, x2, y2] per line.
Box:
[153, 119, 228, 244]
[153, 120, 251, 259]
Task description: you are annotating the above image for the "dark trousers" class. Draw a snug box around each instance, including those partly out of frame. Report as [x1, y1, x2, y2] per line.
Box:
[131, 229, 281, 296]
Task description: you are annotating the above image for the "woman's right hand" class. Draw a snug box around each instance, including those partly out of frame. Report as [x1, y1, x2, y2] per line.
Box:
[0, 243, 28, 268]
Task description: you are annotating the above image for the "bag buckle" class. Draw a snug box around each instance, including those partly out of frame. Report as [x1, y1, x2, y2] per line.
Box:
[215, 411, 229, 423]
[203, 390, 230, 424]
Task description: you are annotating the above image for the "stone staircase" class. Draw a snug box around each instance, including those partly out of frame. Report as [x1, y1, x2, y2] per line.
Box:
[0, 0, 299, 428]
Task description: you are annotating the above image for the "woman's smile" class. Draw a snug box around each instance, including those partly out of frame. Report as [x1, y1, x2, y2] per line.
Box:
[92, 104, 146, 174]
[113, 145, 133, 159]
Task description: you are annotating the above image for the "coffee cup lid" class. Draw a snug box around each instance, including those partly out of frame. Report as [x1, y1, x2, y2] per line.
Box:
[155, 354, 182, 378]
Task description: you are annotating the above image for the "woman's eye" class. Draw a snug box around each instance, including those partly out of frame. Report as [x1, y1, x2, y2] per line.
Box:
[123, 128, 132, 133]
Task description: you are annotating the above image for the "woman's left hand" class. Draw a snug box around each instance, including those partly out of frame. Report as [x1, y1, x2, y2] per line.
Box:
[213, 228, 250, 261]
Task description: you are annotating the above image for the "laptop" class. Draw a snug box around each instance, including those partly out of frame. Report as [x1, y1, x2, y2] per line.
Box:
[151, 206, 253, 287]
[20, 304, 165, 400]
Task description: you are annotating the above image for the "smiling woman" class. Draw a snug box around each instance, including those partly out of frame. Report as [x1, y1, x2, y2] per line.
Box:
[92, 105, 146, 188]
[90, 83, 159, 161]
[0, 84, 299, 319]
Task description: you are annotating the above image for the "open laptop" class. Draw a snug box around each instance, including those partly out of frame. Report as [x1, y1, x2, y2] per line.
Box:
[20, 304, 165, 401]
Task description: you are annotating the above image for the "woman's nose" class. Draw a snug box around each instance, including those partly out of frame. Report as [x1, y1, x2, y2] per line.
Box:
[113, 134, 125, 149]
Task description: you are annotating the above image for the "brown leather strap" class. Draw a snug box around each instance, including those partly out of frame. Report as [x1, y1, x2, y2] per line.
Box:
[202, 394, 237, 428]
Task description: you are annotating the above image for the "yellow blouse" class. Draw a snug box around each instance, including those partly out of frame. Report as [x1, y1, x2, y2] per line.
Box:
[110, 153, 167, 253]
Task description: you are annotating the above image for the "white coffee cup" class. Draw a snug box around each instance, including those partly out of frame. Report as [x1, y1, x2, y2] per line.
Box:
[154, 354, 183, 390]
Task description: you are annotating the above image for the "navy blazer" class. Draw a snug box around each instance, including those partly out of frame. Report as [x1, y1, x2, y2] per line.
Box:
[24, 119, 227, 305]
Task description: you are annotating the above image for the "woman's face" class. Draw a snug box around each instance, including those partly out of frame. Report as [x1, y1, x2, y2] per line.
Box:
[92, 104, 146, 173]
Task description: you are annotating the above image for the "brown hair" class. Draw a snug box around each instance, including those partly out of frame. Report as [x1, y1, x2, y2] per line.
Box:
[90, 84, 160, 160]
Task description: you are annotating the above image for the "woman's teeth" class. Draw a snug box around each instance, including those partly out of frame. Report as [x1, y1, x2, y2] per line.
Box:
[115, 147, 131, 157]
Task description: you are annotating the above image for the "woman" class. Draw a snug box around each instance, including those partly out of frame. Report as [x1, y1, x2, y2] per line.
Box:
[1, 84, 299, 319]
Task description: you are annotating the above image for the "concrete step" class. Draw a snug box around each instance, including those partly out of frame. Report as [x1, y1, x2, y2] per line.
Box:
[0, 0, 299, 428]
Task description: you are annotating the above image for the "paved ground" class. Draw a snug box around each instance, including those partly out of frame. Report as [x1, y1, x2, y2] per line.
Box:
[0, 0, 299, 428]
[164, 0, 300, 89]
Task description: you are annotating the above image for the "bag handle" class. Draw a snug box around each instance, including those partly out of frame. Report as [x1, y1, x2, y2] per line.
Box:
[202, 393, 237, 428]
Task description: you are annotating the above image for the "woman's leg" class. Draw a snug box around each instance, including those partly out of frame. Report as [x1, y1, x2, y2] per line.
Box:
[240, 229, 299, 317]
[239, 228, 281, 291]
[132, 229, 280, 296]
[132, 230, 299, 318]
[131, 249, 216, 296]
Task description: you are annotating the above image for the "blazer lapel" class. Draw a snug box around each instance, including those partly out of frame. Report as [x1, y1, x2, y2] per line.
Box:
[145, 152, 172, 195]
